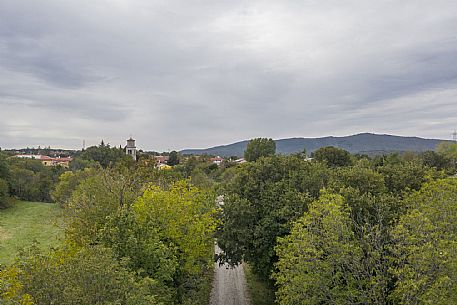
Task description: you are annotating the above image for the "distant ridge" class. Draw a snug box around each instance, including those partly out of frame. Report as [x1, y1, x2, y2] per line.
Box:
[180, 133, 450, 157]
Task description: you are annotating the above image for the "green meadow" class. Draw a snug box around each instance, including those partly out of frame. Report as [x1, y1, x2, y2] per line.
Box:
[0, 201, 63, 265]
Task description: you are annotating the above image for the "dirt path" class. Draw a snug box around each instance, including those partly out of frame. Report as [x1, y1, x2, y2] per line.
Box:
[210, 244, 251, 305]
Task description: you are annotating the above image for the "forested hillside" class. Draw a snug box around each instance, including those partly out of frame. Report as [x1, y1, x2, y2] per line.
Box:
[181, 133, 449, 157]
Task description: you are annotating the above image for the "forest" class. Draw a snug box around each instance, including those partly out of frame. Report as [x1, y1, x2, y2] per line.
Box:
[1, 139, 457, 305]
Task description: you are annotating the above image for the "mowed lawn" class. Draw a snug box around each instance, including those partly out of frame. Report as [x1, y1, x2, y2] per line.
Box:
[0, 201, 63, 265]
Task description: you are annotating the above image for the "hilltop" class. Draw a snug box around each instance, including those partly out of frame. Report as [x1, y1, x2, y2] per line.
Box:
[180, 133, 449, 157]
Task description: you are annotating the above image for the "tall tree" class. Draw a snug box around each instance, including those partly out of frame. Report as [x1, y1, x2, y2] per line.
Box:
[274, 193, 364, 305]
[167, 151, 179, 166]
[244, 138, 276, 162]
[390, 178, 457, 304]
[217, 155, 330, 278]
[312, 146, 352, 167]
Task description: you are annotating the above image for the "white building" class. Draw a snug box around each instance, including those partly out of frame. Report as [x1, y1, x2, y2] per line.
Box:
[126, 137, 137, 160]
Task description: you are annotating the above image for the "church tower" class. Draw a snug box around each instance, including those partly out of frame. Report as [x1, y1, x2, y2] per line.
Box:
[126, 137, 137, 160]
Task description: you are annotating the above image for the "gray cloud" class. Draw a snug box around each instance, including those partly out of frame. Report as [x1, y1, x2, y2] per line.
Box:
[1, 0, 457, 150]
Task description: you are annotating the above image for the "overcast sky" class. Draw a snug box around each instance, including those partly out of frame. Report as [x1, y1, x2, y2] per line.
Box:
[1, 0, 457, 151]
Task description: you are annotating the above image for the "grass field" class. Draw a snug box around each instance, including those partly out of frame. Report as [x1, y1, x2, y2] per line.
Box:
[0, 201, 63, 265]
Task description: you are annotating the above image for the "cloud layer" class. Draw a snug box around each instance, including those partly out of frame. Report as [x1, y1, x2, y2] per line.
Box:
[1, 0, 457, 150]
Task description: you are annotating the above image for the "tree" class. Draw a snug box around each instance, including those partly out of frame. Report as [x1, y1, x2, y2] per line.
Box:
[274, 193, 364, 305]
[51, 168, 97, 207]
[167, 151, 179, 166]
[1, 244, 159, 305]
[217, 155, 330, 278]
[98, 207, 178, 304]
[0, 178, 10, 209]
[244, 138, 276, 162]
[134, 181, 218, 277]
[0, 152, 10, 181]
[390, 179, 457, 304]
[274, 190, 398, 305]
[78, 143, 131, 168]
[330, 163, 387, 196]
[312, 146, 352, 167]
[420, 150, 450, 170]
[7, 158, 65, 202]
[114, 181, 219, 303]
[64, 168, 144, 245]
[9, 167, 40, 201]
[377, 161, 441, 194]
[437, 141, 457, 171]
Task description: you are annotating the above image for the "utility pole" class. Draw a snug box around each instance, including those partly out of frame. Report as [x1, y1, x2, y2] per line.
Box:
[452, 130, 457, 142]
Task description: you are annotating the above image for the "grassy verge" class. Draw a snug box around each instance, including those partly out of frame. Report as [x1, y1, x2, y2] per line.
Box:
[0, 200, 63, 265]
[181, 265, 214, 305]
[244, 264, 276, 305]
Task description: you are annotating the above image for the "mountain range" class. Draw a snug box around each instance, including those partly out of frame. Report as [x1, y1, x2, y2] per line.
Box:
[180, 133, 450, 157]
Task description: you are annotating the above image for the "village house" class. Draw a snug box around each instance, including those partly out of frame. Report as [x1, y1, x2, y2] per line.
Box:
[15, 154, 73, 168]
[210, 156, 224, 165]
[153, 155, 169, 166]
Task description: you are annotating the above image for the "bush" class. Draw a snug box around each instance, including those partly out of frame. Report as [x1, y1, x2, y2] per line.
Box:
[1, 244, 159, 305]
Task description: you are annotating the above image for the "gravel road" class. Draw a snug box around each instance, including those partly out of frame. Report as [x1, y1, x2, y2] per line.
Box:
[210, 245, 251, 305]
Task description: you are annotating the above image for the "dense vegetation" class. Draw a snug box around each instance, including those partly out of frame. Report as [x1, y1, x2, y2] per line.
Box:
[218, 140, 457, 304]
[1, 139, 457, 304]
[0, 149, 219, 304]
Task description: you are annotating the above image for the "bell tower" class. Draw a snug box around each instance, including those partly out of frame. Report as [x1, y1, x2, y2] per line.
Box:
[126, 137, 137, 160]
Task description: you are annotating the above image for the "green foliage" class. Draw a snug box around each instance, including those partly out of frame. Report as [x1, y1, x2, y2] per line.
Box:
[78, 142, 131, 168]
[168, 151, 179, 166]
[63, 168, 217, 304]
[420, 150, 450, 170]
[436, 141, 457, 173]
[134, 181, 219, 276]
[0, 152, 10, 181]
[98, 208, 178, 304]
[64, 168, 144, 245]
[390, 179, 457, 304]
[378, 161, 439, 194]
[274, 193, 364, 305]
[51, 168, 96, 207]
[0, 265, 35, 305]
[330, 163, 387, 195]
[69, 157, 98, 171]
[275, 191, 398, 304]
[244, 138, 276, 162]
[218, 155, 330, 279]
[244, 264, 275, 305]
[312, 146, 353, 167]
[0, 178, 10, 209]
[97, 181, 218, 304]
[436, 141, 457, 160]
[7, 159, 65, 202]
[1, 244, 159, 305]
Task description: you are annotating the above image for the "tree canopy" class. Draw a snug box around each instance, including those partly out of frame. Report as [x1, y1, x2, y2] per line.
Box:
[244, 138, 276, 162]
[390, 179, 457, 304]
[312, 146, 352, 167]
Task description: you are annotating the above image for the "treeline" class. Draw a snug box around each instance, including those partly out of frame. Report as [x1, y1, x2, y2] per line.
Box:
[1, 160, 219, 305]
[217, 139, 457, 304]
[0, 154, 66, 207]
[0, 142, 138, 207]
